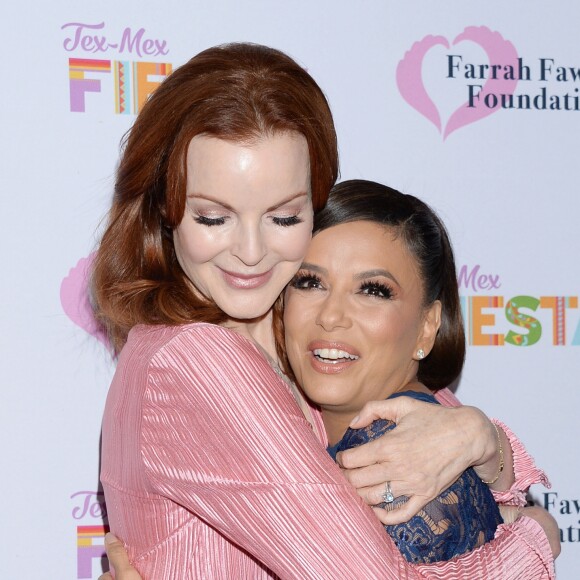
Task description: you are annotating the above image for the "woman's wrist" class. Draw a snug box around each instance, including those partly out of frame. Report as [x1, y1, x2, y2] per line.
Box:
[471, 415, 516, 492]
[491, 419, 550, 505]
[480, 423, 504, 484]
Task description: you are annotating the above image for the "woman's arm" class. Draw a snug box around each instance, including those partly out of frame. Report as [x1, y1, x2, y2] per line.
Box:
[489, 419, 550, 505]
[137, 325, 554, 579]
[337, 389, 549, 524]
[435, 388, 550, 504]
[104, 508, 560, 580]
[104, 514, 557, 580]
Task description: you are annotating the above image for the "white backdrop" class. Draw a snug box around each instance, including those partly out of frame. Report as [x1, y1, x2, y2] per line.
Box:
[2, 1, 578, 578]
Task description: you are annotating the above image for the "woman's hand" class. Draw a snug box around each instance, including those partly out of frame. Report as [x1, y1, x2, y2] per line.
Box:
[521, 506, 561, 558]
[336, 395, 511, 525]
[499, 504, 561, 558]
[98, 533, 142, 580]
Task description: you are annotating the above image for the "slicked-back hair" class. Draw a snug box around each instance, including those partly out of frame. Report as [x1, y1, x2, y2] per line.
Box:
[309, 179, 465, 390]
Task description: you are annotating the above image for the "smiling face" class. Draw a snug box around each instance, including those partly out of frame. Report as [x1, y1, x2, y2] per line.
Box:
[173, 132, 313, 323]
[284, 220, 441, 440]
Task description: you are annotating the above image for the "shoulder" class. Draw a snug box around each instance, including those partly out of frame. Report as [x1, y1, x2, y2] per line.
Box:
[116, 323, 265, 392]
[153, 323, 262, 365]
[125, 323, 260, 362]
[133, 324, 298, 421]
[126, 323, 277, 393]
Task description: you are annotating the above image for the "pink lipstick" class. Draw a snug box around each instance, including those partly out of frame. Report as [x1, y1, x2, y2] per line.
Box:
[307, 340, 360, 375]
[220, 268, 273, 290]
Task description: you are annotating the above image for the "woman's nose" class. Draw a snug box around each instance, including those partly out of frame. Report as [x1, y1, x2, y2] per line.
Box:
[315, 291, 352, 331]
[231, 221, 267, 266]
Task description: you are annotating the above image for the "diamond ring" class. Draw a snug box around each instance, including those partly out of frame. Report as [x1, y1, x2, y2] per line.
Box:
[382, 481, 395, 504]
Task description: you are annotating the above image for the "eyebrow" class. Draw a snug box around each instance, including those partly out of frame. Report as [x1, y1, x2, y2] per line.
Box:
[266, 192, 309, 212]
[300, 262, 327, 274]
[355, 269, 400, 286]
[300, 263, 400, 286]
[186, 191, 309, 212]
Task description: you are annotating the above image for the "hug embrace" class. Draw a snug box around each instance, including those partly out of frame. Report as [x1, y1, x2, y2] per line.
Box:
[94, 43, 558, 579]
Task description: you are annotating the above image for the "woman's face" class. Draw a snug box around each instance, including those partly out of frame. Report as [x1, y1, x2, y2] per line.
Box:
[284, 220, 440, 416]
[174, 132, 313, 321]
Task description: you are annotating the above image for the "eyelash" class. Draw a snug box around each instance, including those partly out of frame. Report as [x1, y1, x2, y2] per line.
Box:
[272, 215, 303, 227]
[192, 214, 303, 227]
[291, 273, 394, 300]
[194, 215, 226, 227]
[359, 281, 394, 300]
[290, 272, 323, 290]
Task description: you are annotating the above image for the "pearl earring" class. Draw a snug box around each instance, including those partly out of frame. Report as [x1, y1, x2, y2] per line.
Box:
[416, 348, 425, 360]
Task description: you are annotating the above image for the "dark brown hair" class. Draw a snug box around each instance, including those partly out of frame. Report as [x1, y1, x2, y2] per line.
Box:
[295, 179, 465, 390]
[92, 43, 338, 352]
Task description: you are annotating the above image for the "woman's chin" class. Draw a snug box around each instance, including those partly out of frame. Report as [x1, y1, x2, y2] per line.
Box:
[217, 297, 274, 323]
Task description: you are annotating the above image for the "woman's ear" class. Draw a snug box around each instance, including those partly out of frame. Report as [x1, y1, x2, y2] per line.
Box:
[414, 300, 442, 359]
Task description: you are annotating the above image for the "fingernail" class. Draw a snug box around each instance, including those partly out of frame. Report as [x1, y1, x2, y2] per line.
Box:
[349, 415, 360, 426]
[104, 532, 117, 545]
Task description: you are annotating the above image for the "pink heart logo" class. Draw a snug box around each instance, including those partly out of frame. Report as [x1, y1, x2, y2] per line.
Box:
[396, 26, 519, 139]
[60, 253, 111, 351]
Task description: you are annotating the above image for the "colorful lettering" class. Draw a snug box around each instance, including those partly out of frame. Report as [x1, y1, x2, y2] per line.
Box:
[77, 525, 107, 579]
[467, 296, 504, 346]
[132, 61, 172, 113]
[460, 294, 580, 347]
[114, 61, 131, 114]
[540, 296, 579, 345]
[572, 316, 580, 346]
[457, 265, 501, 292]
[68, 58, 111, 112]
[71, 490, 107, 520]
[505, 296, 542, 346]
[69, 58, 172, 114]
[62, 22, 107, 52]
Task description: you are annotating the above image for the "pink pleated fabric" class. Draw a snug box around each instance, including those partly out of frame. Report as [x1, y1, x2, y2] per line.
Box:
[101, 323, 554, 579]
[433, 390, 551, 507]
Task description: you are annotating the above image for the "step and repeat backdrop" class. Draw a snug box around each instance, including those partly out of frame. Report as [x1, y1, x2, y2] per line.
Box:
[2, 1, 578, 577]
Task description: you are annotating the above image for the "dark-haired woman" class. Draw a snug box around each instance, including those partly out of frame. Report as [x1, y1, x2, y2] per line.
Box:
[97, 44, 555, 579]
[284, 179, 554, 564]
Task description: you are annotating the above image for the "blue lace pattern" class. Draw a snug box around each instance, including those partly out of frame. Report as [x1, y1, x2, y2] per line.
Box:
[327, 391, 503, 563]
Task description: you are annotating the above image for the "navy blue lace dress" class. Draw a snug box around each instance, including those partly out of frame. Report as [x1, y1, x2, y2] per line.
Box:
[327, 391, 503, 563]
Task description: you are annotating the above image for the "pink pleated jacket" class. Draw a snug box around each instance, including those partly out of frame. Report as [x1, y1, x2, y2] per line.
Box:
[101, 323, 554, 579]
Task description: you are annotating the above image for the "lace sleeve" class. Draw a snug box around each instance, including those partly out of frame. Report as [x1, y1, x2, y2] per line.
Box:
[336, 415, 503, 563]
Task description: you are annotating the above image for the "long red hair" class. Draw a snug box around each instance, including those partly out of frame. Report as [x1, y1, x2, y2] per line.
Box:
[92, 43, 338, 353]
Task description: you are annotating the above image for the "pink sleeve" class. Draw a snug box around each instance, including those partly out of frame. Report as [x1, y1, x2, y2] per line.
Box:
[434, 388, 550, 505]
[141, 328, 553, 579]
[489, 419, 551, 506]
[415, 516, 554, 579]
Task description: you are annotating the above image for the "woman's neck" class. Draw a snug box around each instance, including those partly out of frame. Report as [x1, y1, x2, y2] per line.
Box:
[223, 310, 278, 362]
[225, 312, 317, 431]
[322, 380, 432, 446]
[322, 409, 358, 447]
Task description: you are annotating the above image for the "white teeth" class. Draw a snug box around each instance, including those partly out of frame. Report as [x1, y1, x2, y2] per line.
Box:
[313, 348, 359, 362]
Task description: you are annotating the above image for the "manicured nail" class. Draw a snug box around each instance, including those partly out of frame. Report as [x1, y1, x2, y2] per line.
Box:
[349, 415, 360, 426]
[104, 532, 117, 545]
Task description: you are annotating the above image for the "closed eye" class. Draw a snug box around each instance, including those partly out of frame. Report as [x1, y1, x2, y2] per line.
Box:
[193, 214, 227, 227]
[272, 215, 303, 227]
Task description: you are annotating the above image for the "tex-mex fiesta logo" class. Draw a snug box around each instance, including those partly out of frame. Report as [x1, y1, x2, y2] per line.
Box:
[62, 21, 172, 114]
[71, 490, 108, 579]
[60, 255, 580, 349]
[397, 26, 580, 139]
[458, 264, 579, 347]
